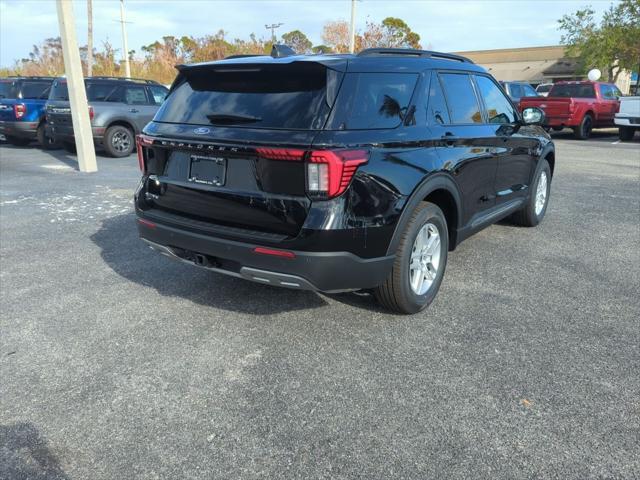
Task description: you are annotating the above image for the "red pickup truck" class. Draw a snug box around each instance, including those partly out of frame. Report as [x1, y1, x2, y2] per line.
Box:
[519, 81, 621, 139]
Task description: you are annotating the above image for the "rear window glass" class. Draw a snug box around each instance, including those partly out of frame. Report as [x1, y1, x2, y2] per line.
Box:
[0, 81, 15, 99]
[154, 63, 339, 130]
[50, 80, 69, 100]
[20, 81, 51, 99]
[327, 72, 418, 130]
[536, 84, 552, 93]
[550, 83, 596, 98]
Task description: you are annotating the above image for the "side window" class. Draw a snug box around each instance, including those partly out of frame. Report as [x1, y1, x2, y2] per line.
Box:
[474, 76, 517, 125]
[125, 86, 148, 105]
[427, 71, 450, 125]
[522, 84, 538, 97]
[87, 83, 118, 102]
[509, 83, 523, 99]
[439, 73, 482, 124]
[601, 84, 620, 99]
[148, 86, 168, 105]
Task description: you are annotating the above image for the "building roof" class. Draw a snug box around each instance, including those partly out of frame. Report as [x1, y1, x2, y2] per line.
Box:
[452, 45, 580, 83]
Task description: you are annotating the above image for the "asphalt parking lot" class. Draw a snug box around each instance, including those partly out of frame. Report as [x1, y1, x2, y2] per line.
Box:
[1, 132, 639, 479]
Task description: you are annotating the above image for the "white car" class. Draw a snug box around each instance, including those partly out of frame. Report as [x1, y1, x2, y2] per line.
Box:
[615, 96, 640, 141]
[535, 83, 554, 97]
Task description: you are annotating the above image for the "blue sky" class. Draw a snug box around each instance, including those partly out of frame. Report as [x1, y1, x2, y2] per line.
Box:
[0, 0, 617, 67]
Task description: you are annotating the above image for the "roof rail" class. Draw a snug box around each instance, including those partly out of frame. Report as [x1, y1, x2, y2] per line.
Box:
[357, 48, 473, 64]
[88, 76, 159, 84]
[224, 54, 264, 60]
[7, 75, 57, 80]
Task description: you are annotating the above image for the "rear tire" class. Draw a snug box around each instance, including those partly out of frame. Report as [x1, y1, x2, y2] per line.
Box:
[103, 125, 134, 157]
[573, 114, 593, 140]
[6, 135, 30, 147]
[511, 159, 551, 227]
[618, 126, 635, 141]
[37, 123, 59, 150]
[374, 202, 448, 314]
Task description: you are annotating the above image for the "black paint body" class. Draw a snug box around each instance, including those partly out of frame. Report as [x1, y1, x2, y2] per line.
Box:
[135, 53, 555, 292]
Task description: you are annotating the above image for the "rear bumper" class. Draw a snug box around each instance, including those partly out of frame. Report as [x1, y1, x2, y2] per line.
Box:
[0, 120, 38, 139]
[614, 115, 640, 128]
[48, 123, 105, 143]
[136, 216, 395, 293]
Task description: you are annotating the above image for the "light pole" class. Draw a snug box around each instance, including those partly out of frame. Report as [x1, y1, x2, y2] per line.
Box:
[265, 23, 283, 43]
[56, 0, 97, 172]
[349, 0, 356, 53]
[87, 0, 93, 76]
[119, 0, 131, 78]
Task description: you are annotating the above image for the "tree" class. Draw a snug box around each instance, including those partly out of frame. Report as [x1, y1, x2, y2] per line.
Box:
[559, 0, 640, 82]
[322, 20, 351, 53]
[281, 30, 312, 53]
[322, 17, 422, 53]
[379, 17, 421, 49]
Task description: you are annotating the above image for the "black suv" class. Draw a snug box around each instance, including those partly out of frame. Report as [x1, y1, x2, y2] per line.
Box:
[135, 48, 554, 314]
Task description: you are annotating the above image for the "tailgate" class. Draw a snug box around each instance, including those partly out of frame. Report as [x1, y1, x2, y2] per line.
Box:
[137, 60, 344, 238]
[139, 127, 315, 238]
[0, 100, 17, 121]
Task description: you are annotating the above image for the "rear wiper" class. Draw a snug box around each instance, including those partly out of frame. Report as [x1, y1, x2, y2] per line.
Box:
[206, 113, 262, 125]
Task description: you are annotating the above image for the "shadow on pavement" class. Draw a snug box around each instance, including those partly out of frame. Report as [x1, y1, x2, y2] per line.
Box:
[91, 213, 329, 315]
[0, 422, 69, 480]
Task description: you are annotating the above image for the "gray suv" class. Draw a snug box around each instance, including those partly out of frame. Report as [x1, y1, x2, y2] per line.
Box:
[46, 77, 168, 157]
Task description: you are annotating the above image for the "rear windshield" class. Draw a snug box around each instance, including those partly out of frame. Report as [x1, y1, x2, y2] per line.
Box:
[536, 84, 552, 93]
[155, 63, 340, 130]
[550, 83, 596, 98]
[0, 81, 16, 99]
[20, 81, 51, 99]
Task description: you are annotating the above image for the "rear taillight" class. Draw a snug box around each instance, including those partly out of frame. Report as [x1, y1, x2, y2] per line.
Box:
[307, 149, 368, 198]
[13, 103, 26, 119]
[136, 134, 154, 173]
[88, 106, 94, 121]
[256, 148, 305, 161]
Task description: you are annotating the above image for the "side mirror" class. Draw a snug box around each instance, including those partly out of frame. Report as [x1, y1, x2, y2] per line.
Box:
[522, 107, 545, 126]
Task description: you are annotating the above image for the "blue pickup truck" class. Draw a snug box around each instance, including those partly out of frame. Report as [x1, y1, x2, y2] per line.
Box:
[0, 76, 57, 147]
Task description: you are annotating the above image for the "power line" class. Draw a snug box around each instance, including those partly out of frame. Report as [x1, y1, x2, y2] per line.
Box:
[265, 23, 283, 43]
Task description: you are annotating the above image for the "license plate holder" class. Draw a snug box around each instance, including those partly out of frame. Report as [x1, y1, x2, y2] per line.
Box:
[188, 155, 226, 187]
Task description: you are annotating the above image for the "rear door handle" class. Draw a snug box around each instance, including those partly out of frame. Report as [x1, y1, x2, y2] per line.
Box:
[129, 108, 139, 113]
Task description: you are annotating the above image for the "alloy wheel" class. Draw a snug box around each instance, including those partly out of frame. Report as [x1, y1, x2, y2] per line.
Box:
[409, 223, 441, 295]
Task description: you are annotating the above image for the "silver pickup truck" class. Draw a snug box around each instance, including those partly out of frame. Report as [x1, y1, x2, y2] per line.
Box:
[615, 95, 639, 141]
[46, 77, 168, 157]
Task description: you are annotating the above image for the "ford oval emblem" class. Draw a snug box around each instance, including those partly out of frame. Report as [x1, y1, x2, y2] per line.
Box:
[193, 127, 210, 135]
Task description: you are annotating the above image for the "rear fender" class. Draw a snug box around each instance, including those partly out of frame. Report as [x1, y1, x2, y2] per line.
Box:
[386, 173, 463, 255]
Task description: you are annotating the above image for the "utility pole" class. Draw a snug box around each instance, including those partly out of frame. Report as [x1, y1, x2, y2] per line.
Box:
[348, 0, 356, 53]
[119, 0, 131, 78]
[265, 23, 283, 43]
[56, 0, 97, 172]
[87, 0, 93, 76]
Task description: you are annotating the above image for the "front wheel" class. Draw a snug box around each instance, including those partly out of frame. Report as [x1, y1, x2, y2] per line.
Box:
[103, 125, 134, 157]
[511, 159, 551, 227]
[374, 202, 448, 314]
